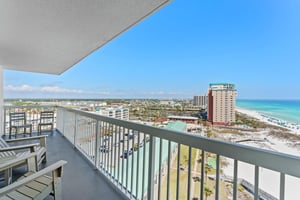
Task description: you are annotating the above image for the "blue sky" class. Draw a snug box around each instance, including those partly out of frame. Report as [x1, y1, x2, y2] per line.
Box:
[4, 0, 300, 99]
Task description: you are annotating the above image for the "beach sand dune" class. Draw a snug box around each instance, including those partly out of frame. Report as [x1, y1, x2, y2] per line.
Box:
[220, 108, 300, 199]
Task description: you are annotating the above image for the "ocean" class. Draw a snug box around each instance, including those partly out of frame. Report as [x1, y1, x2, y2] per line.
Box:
[236, 99, 300, 124]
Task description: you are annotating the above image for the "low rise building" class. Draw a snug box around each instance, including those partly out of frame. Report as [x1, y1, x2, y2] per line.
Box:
[95, 107, 129, 120]
[168, 115, 199, 124]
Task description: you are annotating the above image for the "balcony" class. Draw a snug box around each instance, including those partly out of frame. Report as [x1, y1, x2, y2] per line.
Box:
[2, 106, 126, 199]
[2, 105, 300, 200]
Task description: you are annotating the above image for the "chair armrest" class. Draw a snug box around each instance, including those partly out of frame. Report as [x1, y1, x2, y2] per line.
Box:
[0, 152, 38, 171]
[0, 143, 39, 152]
[0, 160, 67, 194]
[10, 124, 32, 127]
[6, 135, 47, 148]
[5, 135, 47, 143]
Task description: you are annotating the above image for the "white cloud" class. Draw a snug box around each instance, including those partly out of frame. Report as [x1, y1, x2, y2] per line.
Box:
[5, 84, 37, 92]
[4, 84, 112, 98]
[41, 86, 83, 94]
[4, 84, 191, 98]
[5, 85, 84, 94]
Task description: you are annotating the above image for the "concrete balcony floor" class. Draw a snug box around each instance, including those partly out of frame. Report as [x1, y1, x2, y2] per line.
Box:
[2, 130, 126, 200]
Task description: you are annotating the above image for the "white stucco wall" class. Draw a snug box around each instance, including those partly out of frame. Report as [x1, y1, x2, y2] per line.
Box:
[0, 66, 3, 135]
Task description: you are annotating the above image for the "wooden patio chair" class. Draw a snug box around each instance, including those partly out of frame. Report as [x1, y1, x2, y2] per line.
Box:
[0, 152, 38, 186]
[0, 136, 47, 184]
[38, 111, 54, 135]
[0, 160, 67, 200]
[9, 112, 32, 139]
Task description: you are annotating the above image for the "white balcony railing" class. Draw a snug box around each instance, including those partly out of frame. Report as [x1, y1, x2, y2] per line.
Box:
[55, 106, 300, 200]
[2, 105, 300, 199]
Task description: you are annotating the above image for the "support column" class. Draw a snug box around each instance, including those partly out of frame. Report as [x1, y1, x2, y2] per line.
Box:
[0, 66, 3, 136]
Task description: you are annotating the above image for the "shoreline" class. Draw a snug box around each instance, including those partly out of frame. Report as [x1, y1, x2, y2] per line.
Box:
[236, 107, 300, 134]
[220, 107, 300, 199]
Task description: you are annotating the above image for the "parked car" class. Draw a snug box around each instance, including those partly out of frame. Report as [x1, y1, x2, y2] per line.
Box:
[128, 134, 134, 140]
[139, 142, 144, 147]
[133, 143, 139, 151]
[99, 145, 110, 153]
[145, 136, 150, 142]
[120, 150, 132, 159]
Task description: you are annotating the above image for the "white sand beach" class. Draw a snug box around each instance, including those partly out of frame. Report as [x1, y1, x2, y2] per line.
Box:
[222, 108, 300, 199]
[236, 107, 300, 134]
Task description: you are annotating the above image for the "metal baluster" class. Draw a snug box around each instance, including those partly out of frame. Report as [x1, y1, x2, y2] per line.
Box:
[125, 128, 129, 192]
[3, 107, 7, 135]
[104, 122, 108, 173]
[100, 121, 104, 171]
[109, 124, 113, 177]
[200, 150, 205, 200]
[167, 141, 171, 200]
[74, 113, 77, 146]
[176, 144, 181, 200]
[147, 135, 155, 200]
[121, 126, 125, 190]
[215, 154, 220, 200]
[113, 125, 117, 183]
[188, 146, 192, 200]
[142, 133, 146, 199]
[233, 159, 238, 200]
[94, 120, 100, 169]
[136, 131, 140, 199]
[280, 172, 285, 200]
[158, 138, 162, 200]
[254, 165, 259, 200]
[130, 129, 134, 198]
[117, 126, 121, 186]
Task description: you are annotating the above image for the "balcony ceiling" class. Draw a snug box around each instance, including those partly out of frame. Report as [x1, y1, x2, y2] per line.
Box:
[0, 0, 170, 74]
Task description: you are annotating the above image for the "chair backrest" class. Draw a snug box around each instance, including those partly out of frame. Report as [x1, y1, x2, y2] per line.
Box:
[0, 138, 16, 158]
[0, 160, 67, 199]
[40, 111, 54, 124]
[9, 112, 27, 126]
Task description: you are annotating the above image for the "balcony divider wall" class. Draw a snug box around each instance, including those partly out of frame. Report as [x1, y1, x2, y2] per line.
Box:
[0, 66, 3, 135]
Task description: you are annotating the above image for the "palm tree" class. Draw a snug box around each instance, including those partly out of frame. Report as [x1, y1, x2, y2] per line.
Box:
[204, 186, 213, 200]
[206, 129, 212, 138]
[204, 163, 212, 182]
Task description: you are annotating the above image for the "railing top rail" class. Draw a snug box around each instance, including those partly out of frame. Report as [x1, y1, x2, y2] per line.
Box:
[58, 106, 300, 178]
[4, 105, 56, 109]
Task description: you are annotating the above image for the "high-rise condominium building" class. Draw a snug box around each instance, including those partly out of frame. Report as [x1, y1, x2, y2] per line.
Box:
[208, 83, 237, 125]
[193, 95, 208, 107]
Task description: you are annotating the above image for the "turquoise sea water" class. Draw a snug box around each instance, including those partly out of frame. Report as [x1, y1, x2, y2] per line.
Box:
[236, 99, 300, 124]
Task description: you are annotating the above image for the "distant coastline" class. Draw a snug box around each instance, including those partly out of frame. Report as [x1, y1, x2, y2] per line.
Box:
[236, 107, 300, 134]
[230, 100, 300, 199]
[236, 99, 300, 132]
